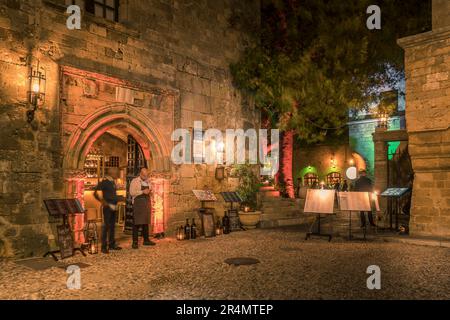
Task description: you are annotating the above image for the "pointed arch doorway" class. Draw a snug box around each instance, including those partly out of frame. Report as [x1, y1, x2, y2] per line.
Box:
[64, 105, 171, 244]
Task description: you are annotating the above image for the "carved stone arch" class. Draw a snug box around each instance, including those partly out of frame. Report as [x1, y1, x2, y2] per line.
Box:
[64, 104, 171, 174]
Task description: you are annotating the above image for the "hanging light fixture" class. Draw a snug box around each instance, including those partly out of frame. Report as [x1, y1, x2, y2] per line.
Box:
[378, 112, 388, 129]
[27, 60, 46, 123]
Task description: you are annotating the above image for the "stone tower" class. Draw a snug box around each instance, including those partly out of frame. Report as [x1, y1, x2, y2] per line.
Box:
[398, 0, 450, 237]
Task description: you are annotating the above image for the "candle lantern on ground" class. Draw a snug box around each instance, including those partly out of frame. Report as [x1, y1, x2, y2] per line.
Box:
[84, 220, 99, 255]
[88, 237, 98, 255]
[177, 226, 185, 241]
[216, 218, 223, 236]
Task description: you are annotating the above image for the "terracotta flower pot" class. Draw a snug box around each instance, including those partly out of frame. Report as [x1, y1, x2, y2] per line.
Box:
[239, 211, 261, 229]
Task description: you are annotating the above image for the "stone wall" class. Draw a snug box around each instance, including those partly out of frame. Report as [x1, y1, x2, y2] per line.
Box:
[398, 1, 450, 237]
[349, 116, 405, 179]
[349, 120, 378, 178]
[0, 0, 260, 257]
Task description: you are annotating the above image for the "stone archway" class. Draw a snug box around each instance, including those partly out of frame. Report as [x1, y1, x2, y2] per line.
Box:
[351, 152, 367, 172]
[62, 103, 172, 238]
[64, 104, 171, 174]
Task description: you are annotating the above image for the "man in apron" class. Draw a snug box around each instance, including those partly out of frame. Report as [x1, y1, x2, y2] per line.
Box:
[129, 168, 156, 249]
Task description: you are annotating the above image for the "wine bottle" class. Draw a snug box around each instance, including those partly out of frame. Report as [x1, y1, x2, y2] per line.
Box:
[184, 219, 191, 240]
[222, 211, 230, 234]
[191, 218, 197, 239]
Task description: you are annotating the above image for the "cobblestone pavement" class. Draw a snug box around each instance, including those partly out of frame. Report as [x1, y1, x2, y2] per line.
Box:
[1, 227, 449, 300]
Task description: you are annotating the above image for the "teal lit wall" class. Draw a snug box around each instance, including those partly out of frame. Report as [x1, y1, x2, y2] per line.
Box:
[349, 120, 377, 178]
[349, 116, 404, 177]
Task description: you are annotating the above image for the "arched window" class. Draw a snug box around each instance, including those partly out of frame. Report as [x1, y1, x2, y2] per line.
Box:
[327, 172, 341, 186]
[303, 173, 319, 187]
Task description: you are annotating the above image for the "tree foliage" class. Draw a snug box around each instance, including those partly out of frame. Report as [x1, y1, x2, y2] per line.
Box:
[231, 0, 431, 143]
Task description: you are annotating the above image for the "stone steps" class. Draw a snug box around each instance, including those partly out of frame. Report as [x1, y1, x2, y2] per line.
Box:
[261, 201, 297, 210]
[258, 187, 309, 228]
[261, 209, 302, 221]
[259, 215, 315, 228]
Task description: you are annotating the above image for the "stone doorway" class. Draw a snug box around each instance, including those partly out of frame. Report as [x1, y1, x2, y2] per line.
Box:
[63, 105, 171, 244]
[387, 144, 414, 230]
[373, 128, 411, 229]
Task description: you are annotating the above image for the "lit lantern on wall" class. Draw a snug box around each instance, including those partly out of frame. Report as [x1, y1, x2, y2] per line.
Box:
[27, 60, 46, 123]
[378, 112, 389, 129]
[215, 166, 225, 181]
[330, 157, 337, 168]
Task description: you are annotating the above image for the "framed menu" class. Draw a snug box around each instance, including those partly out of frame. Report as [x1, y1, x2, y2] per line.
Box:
[192, 190, 217, 202]
[221, 192, 243, 203]
[380, 188, 410, 197]
[304, 189, 336, 214]
[201, 211, 216, 238]
[44, 199, 84, 217]
[57, 225, 74, 259]
[338, 192, 371, 211]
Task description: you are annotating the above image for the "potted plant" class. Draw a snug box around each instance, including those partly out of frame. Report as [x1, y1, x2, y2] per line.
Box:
[234, 164, 262, 229]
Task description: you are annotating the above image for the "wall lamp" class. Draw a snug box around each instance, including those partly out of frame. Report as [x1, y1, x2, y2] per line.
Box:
[27, 60, 46, 123]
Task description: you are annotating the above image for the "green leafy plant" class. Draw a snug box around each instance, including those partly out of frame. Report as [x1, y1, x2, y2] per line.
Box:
[234, 164, 261, 211]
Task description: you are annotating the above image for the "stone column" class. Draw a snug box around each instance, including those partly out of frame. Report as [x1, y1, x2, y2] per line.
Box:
[373, 128, 389, 218]
[398, 0, 450, 238]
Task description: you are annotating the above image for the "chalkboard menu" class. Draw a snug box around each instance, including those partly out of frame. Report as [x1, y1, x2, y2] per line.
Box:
[44, 199, 67, 217]
[381, 188, 410, 197]
[228, 209, 241, 232]
[44, 199, 84, 217]
[43, 199, 87, 261]
[221, 192, 243, 204]
[57, 225, 74, 259]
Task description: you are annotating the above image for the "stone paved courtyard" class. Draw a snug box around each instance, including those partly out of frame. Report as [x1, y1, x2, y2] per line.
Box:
[0, 227, 449, 300]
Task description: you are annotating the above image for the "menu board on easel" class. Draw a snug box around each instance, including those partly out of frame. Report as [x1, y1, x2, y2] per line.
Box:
[338, 192, 371, 211]
[304, 189, 336, 214]
[228, 209, 241, 232]
[57, 225, 75, 259]
[192, 190, 217, 202]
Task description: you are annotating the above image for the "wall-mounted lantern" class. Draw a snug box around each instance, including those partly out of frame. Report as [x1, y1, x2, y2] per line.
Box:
[330, 156, 337, 168]
[378, 112, 389, 129]
[215, 166, 225, 181]
[27, 60, 46, 123]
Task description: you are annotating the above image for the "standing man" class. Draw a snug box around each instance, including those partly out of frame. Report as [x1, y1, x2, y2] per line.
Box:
[130, 168, 156, 249]
[354, 169, 377, 228]
[94, 167, 123, 254]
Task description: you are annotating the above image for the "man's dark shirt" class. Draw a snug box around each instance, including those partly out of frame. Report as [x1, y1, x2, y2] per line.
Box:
[94, 179, 119, 205]
[354, 176, 374, 193]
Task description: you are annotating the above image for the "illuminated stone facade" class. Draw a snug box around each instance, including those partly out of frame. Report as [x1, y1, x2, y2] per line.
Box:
[398, 0, 450, 237]
[0, 0, 259, 257]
